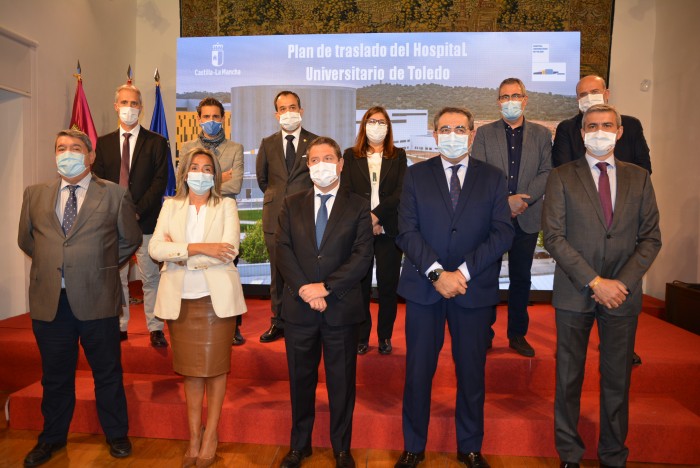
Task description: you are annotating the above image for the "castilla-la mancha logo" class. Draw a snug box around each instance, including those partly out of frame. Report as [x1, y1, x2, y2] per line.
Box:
[212, 43, 224, 67]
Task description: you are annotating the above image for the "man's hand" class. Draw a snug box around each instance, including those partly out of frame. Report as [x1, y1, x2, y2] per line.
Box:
[591, 278, 629, 309]
[370, 212, 379, 226]
[372, 224, 383, 236]
[508, 194, 531, 217]
[309, 297, 327, 312]
[222, 169, 233, 183]
[299, 282, 329, 303]
[433, 270, 467, 299]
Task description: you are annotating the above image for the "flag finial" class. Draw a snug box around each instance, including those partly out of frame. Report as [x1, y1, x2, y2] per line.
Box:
[154, 68, 160, 85]
[126, 65, 133, 85]
[73, 60, 82, 81]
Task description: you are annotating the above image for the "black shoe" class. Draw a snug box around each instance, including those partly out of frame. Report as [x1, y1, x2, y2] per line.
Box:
[394, 450, 425, 468]
[335, 450, 355, 468]
[508, 335, 535, 357]
[357, 342, 369, 355]
[150, 330, 168, 348]
[378, 339, 392, 355]
[457, 451, 490, 468]
[632, 351, 642, 366]
[232, 326, 245, 346]
[107, 436, 132, 458]
[280, 447, 312, 468]
[560, 463, 580, 468]
[120, 331, 128, 341]
[23, 442, 66, 467]
[260, 324, 284, 343]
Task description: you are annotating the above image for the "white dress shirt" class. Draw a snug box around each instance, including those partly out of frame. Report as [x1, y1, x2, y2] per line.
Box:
[313, 183, 340, 221]
[281, 125, 302, 154]
[585, 153, 617, 210]
[56, 173, 92, 223]
[181, 204, 210, 299]
[120, 124, 141, 166]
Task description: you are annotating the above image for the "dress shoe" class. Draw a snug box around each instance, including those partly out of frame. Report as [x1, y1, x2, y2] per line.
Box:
[260, 324, 284, 343]
[357, 342, 369, 355]
[378, 338, 393, 355]
[457, 451, 490, 468]
[335, 450, 355, 468]
[508, 335, 535, 357]
[559, 463, 580, 468]
[280, 447, 312, 468]
[120, 331, 128, 341]
[232, 326, 245, 346]
[195, 454, 218, 467]
[23, 441, 66, 467]
[107, 436, 132, 458]
[394, 450, 425, 468]
[632, 351, 642, 366]
[150, 330, 168, 348]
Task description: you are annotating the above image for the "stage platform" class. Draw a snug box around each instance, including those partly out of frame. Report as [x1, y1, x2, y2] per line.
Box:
[1, 291, 698, 465]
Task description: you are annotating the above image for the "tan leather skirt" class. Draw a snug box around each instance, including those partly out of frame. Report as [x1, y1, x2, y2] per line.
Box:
[167, 296, 236, 377]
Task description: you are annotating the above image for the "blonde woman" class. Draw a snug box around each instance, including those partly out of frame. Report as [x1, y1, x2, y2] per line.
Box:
[149, 148, 246, 467]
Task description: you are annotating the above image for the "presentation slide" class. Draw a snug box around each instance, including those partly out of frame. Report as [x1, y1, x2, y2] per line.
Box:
[177, 31, 581, 291]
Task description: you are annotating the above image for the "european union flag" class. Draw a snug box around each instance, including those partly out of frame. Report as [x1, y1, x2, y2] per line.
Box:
[150, 83, 176, 197]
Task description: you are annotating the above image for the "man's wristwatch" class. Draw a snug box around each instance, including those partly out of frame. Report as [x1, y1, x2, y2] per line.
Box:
[428, 269, 444, 283]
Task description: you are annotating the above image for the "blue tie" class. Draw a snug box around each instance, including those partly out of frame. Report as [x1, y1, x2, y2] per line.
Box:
[62, 185, 79, 235]
[316, 194, 332, 249]
[449, 165, 462, 209]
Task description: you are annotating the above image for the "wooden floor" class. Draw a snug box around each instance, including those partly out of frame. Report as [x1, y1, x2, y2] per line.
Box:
[1, 393, 693, 467]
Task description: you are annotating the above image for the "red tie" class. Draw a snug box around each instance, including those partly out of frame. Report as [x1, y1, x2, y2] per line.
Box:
[596, 162, 613, 228]
[120, 133, 131, 187]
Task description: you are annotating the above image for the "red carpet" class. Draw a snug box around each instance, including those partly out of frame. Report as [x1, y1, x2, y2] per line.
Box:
[2, 292, 699, 464]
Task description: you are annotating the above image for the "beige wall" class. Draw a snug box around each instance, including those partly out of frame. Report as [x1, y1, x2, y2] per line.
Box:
[610, 0, 700, 298]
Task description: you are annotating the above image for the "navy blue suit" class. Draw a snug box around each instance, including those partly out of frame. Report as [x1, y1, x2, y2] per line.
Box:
[396, 155, 514, 453]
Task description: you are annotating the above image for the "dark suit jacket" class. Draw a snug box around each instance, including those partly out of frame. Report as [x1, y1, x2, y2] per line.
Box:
[552, 113, 652, 173]
[17, 176, 142, 321]
[542, 158, 661, 315]
[339, 147, 407, 237]
[93, 127, 170, 234]
[256, 128, 319, 234]
[396, 156, 514, 309]
[275, 188, 374, 327]
[471, 119, 552, 233]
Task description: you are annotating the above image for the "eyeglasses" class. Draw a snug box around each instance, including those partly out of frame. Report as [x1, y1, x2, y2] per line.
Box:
[367, 119, 388, 127]
[498, 93, 526, 102]
[437, 125, 468, 135]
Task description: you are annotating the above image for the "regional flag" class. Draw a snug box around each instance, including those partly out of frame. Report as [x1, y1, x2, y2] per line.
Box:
[150, 78, 176, 197]
[69, 64, 98, 150]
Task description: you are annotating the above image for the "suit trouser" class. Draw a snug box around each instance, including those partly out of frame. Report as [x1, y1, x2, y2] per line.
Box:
[402, 299, 491, 453]
[554, 307, 637, 466]
[358, 234, 402, 343]
[490, 221, 538, 339]
[119, 234, 164, 332]
[264, 231, 284, 327]
[32, 290, 128, 443]
[284, 317, 358, 452]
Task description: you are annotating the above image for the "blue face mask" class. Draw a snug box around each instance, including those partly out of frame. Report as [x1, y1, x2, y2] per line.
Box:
[187, 171, 215, 195]
[500, 101, 523, 121]
[56, 151, 87, 178]
[437, 133, 470, 159]
[200, 120, 222, 136]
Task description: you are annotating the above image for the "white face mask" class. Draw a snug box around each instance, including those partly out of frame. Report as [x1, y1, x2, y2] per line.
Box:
[365, 123, 388, 145]
[578, 93, 605, 113]
[584, 130, 617, 157]
[309, 161, 338, 188]
[437, 133, 470, 159]
[56, 151, 87, 178]
[279, 111, 302, 132]
[119, 106, 140, 126]
[186, 171, 215, 195]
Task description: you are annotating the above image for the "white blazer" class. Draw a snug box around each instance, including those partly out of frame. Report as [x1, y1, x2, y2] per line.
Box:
[149, 197, 247, 320]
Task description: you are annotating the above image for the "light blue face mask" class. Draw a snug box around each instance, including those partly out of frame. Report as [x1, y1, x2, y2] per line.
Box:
[437, 133, 470, 159]
[200, 120, 222, 136]
[187, 171, 215, 195]
[500, 100, 523, 121]
[56, 151, 87, 178]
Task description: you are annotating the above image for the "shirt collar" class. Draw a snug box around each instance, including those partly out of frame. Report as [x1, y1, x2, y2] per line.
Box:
[60, 172, 92, 191]
[120, 124, 141, 139]
[314, 182, 340, 198]
[502, 118, 525, 132]
[440, 155, 469, 172]
[585, 153, 616, 170]
[282, 125, 302, 141]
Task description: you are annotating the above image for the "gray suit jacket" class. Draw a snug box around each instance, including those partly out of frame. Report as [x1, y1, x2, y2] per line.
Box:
[255, 128, 318, 234]
[471, 118, 553, 233]
[18, 175, 142, 321]
[542, 158, 661, 315]
[181, 138, 244, 198]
